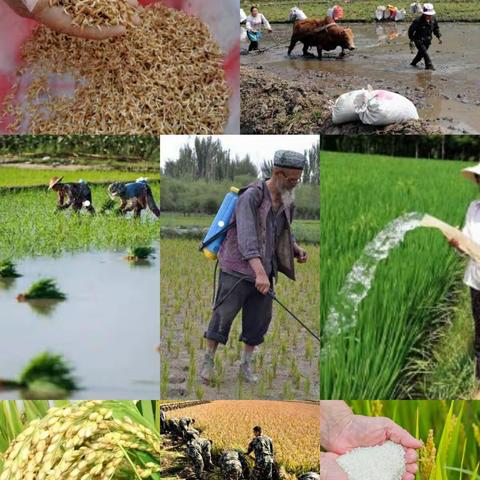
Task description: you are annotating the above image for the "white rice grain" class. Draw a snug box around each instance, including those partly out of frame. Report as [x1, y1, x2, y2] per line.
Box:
[337, 441, 406, 480]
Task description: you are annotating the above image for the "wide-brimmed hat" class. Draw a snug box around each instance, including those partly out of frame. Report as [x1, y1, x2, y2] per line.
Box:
[422, 3, 436, 15]
[48, 176, 64, 190]
[461, 164, 480, 184]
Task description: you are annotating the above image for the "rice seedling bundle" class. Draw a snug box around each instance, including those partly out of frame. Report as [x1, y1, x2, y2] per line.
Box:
[0, 400, 160, 480]
[336, 441, 405, 480]
[49, 0, 138, 28]
[321, 152, 478, 399]
[167, 400, 320, 474]
[17, 278, 66, 301]
[3, 4, 229, 134]
[127, 246, 155, 261]
[0, 260, 21, 278]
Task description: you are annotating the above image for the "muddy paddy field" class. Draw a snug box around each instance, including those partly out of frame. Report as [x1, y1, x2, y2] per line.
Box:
[0, 171, 160, 399]
[241, 22, 480, 134]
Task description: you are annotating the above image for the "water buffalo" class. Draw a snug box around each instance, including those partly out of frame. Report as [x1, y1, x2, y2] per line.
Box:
[287, 16, 356, 59]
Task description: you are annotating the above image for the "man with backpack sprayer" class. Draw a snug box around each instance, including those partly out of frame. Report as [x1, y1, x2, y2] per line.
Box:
[200, 150, 308, 384]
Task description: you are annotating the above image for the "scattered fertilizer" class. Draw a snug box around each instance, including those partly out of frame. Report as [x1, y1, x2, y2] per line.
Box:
[337, 441, 406, 480]
[3, 4, 229, 134]
[323, 212, 423, 340]
[49, 0, 138, 28]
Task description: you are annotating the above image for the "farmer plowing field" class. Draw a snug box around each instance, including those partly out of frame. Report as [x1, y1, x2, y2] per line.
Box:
[48, 176, 95, 214]
[200, 150, 309, 385]
[108, 177, 160, 218]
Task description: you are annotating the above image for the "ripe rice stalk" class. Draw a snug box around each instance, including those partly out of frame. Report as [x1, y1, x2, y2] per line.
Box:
[16, 278, 66, 301]
[2, 4, 229, 134]
[0, 400, 160, 480]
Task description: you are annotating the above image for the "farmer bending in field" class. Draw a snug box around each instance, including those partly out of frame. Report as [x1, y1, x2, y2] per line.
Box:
[320, 401, 422, 480]
[200, 150, 308, 384]
[408, 3, 442, 71]
[186, 431, 214, 480]
[247, 426, 275, 480]
[449, 164, 480, 381]
[48, 176, 95, 214]
[108, 178, 160, 218]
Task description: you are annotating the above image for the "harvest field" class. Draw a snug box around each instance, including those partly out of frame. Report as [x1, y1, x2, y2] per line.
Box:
[0, 167, 160, 398]
[161, 400, 320, 478]
[0, 400, 160, 479]
[344, 400, 480, 480]
[160, 238, 319, 400]
[321, 152, 478, 399]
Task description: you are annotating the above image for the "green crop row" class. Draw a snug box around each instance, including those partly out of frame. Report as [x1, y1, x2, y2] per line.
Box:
[321, 152, 477, 399]
[241, 0, 480, 22]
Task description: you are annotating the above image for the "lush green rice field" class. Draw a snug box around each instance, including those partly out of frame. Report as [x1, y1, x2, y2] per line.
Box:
[321, 152, 477, 399]
[0, 169, 159, 258]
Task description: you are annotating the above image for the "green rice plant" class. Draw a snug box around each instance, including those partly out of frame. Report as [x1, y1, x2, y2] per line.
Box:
[321, 152, 478, 399]
[0, 400, 160, 480]
[0, 260, 21, 278]
[19, 352, 77, 393]
[349, 401, 480, 480]
[99, 197, 117, 213]
[127, 246, 156, 261]
[16, 278, 66, 301]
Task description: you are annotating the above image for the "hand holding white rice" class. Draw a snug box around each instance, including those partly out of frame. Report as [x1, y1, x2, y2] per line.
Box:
[336, 441, 406, 480]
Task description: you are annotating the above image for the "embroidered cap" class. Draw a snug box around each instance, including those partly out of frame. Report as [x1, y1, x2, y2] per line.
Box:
[273, 150, 306, 170]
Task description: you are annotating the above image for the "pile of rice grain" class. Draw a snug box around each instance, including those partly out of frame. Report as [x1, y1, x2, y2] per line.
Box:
[49, 0, 138, 28]
[336, 441, 406, 480]
[3, 3, 229, 134]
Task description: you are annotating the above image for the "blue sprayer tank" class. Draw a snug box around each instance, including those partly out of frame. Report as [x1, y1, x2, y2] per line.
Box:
[202, 187, 240, 260]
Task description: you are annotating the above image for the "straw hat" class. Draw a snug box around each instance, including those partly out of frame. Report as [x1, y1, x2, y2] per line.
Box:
[48, 176, 64, 190]
[461, 164, 480, 184]
[422, 3, 436, 15]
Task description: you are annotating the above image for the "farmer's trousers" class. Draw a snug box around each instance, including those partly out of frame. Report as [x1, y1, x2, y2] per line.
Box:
[470, 288, 480, 379]
[412, 39, 433, 68]
[204, 270, 273, 346]
[249, 40, 259, 51]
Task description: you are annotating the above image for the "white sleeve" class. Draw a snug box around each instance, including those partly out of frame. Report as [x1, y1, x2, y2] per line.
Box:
[462, 203, 476, 239]
[22, 0, 39, 12]
[246, 16, 253, 31]
[261, 14, 271, 30]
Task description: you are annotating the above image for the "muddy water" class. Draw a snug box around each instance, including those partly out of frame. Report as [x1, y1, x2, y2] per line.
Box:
[0, 247, 159, 399]
[241, 23, 480, 133]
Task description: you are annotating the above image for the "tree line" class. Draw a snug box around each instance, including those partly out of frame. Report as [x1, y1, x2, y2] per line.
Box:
[162, 136, 320, 185]
[0, 135, 159, 162]
[321, 135, 480, 162]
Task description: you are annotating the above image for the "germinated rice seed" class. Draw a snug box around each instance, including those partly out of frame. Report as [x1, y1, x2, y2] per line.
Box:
[2, 3, 229, 134]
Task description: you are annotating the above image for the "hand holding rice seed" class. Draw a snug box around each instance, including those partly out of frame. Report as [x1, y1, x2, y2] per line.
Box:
[337, 441, 406, 480]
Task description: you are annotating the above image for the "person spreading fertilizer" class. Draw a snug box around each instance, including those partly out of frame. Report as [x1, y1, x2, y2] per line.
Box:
[246, 4, 272, 52]
[247, 425, 275, 480]
[108, 177, 160, 218]
[200, 150, 308, 384]
[448, 164, 480, 381]
[48, 176, 95, 214]
[408, 3, 442, 70]
[320, 401, 422, 480]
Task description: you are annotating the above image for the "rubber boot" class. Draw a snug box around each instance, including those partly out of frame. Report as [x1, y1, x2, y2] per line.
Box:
[425, 64, 436, 70]
[239, 358, 259, 383]
[200, 351, 215, 384]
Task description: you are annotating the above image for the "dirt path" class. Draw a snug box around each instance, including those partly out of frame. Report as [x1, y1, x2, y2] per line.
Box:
[241, 22, 480, 134]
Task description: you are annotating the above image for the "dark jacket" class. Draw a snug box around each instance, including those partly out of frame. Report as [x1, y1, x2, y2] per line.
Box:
[408, 15, 441, 42]
[218, 180, 296, 281]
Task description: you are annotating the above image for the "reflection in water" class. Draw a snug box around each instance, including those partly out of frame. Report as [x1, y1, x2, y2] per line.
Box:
[25, 298, 61, 316]
[0, 277, 16, 291]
